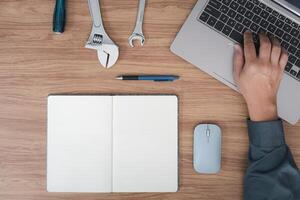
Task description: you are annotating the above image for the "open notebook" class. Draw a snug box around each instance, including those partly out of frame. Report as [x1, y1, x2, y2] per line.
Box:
[47, 95, 178, 193]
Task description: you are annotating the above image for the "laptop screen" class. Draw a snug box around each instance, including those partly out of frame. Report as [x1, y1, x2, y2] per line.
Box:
[286, 0, 300, 8]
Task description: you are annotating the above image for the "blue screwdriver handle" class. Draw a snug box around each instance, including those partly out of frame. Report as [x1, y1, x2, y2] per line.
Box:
[53, 0, 66, 33]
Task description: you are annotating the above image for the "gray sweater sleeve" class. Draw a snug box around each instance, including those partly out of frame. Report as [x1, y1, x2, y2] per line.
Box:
[244, 120, 300, 200]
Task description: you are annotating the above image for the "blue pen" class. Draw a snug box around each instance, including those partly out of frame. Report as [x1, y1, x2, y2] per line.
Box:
[116, 75, 180, 82]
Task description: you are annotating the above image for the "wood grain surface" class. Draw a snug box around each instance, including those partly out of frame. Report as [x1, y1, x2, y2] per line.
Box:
[0, 0, 299, 199]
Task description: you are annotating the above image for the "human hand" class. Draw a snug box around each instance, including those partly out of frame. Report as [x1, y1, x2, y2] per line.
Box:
[233, 31, 288, 122]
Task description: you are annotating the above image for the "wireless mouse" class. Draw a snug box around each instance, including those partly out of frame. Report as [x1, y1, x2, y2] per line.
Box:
[193, 124, 222, 174]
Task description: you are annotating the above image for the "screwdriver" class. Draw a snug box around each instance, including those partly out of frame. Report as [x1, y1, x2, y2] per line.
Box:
[53, 0, 66, 33]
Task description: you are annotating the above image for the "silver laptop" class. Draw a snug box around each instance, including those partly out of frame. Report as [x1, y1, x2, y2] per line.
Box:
[171, 0, 300, 124]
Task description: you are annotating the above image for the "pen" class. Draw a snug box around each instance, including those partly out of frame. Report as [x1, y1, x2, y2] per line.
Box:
[116, 75, 180, 82]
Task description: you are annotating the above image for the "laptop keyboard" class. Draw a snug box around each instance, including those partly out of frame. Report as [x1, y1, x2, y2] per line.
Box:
[198, 0, 300, 81]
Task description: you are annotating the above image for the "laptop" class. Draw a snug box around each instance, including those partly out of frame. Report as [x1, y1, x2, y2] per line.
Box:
[171, 0, 300, 125]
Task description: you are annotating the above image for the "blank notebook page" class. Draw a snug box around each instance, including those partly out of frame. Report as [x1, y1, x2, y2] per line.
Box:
[112, 96, 178, 192]
[47, 96, 113, 192]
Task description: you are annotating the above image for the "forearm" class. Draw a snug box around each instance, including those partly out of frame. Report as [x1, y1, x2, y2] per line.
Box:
[244, 120, 300, 200]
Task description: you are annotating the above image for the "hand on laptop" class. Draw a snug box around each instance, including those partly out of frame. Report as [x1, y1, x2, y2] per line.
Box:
[233, 31, 289, 122]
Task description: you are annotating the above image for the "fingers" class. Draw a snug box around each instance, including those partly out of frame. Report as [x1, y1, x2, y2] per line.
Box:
[233, 44, 245, 83]
[244, 31, 256, 61]
[270, 37, 282, 65]
[279, 49, 289, 71]
[259, 33, 272, 61]
[274, 49, 288, 88]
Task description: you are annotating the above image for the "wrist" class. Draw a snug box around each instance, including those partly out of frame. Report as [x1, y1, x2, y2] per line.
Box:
[246, 102, 278, 122]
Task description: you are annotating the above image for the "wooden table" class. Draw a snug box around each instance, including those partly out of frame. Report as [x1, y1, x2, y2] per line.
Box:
[0, 0, 299, 199]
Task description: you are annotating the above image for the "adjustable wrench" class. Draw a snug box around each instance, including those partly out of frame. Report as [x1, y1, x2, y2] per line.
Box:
[85, 0, 119, 68]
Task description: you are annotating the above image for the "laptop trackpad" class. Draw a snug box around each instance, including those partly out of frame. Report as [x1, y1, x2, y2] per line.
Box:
[211, 43, 238, 90]
[213, 72, 238, 90]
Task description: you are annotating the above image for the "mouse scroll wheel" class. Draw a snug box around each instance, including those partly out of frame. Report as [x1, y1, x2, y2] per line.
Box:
[206, 129, 211, 137]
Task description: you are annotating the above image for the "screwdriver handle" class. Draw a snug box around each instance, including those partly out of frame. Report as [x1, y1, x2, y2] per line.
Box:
[53, 0, 66, 33]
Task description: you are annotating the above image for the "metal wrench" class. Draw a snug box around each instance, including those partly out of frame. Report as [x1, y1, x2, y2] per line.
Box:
[85, 0, 119, 68]
[128, 0, 146, 47]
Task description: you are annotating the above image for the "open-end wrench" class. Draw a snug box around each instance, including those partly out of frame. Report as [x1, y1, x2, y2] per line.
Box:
[128, 0, 146, 47]
[85, 0, 119, 68]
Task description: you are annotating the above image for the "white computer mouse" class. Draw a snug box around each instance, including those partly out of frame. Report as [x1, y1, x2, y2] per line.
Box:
[193, 124, 222, 174]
